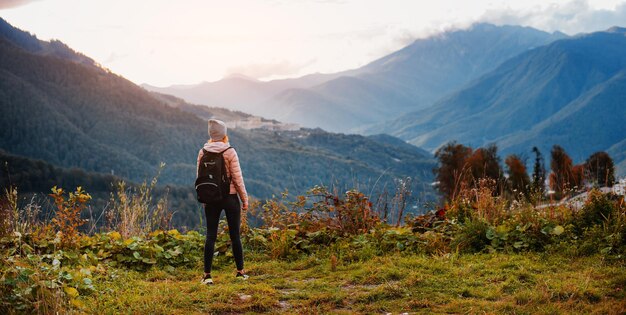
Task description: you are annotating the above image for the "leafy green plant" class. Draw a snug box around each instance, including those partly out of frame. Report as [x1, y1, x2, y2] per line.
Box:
[452, 219, 490, 253]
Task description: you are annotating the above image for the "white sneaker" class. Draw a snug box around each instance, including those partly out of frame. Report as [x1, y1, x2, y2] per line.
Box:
[201, 275, 214, 285]
[236, 271, 249, 280]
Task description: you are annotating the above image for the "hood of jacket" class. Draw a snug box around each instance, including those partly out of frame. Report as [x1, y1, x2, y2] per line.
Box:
[202, 141, 230, 153]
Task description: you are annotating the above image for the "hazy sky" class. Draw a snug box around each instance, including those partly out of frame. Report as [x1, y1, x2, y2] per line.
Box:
[1, 0, 626, 86]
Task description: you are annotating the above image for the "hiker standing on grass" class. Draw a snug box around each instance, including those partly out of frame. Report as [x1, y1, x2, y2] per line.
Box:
[196, 119, 249, 285]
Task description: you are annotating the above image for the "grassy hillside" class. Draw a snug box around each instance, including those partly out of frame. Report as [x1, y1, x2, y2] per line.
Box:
[64, 253, 626, 314]
[1, 186, 624, 314]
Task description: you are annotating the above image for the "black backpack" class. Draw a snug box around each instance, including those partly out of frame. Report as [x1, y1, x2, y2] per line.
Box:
[195, 147, 232, 203]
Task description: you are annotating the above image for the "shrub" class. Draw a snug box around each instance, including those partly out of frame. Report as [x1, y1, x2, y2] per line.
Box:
[451, 219, 490, 253]
[307, 186, 380, 236]
[574, 190, 615, 233]
[446, 200, 473, 223]
[575, 194, 626, 256]
[49, 186, 91, 248]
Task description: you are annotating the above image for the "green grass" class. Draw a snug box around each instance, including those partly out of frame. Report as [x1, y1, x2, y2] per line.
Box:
[80, 252, 625, 314]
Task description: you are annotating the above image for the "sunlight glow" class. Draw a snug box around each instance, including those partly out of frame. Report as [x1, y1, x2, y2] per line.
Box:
[2, 0, 625, 86]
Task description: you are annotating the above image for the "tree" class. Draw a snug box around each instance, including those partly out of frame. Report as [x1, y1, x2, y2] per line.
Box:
[549, 145, 574, 198]
[434, 141, 472, 201]
[505, 154, 530, 198]
[585, 151, 615, 187]
[531, 147, 546, 195]
[467, 144, 502, 181]
[466, 144, 504, 193]
[571, 164, 585, 189]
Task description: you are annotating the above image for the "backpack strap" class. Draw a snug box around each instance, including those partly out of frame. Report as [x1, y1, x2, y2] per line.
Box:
[200, 147, 230, 157]
[219, 147, 233, 181]
[219, 147, 233, 154]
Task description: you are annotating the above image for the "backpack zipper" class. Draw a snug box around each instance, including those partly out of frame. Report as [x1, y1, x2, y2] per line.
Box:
[196, 182, 218, 189]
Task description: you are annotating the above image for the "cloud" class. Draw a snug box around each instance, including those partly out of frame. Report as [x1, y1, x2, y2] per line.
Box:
[480, 0, 626, 35]
[267, 0, 347, 5]
[225, 59, 317, 80]
[103, 52, 129, 64]
[0, 0, 40, 10]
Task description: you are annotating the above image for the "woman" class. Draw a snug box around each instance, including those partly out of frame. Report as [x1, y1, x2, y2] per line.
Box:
[197, 119, 249, 285]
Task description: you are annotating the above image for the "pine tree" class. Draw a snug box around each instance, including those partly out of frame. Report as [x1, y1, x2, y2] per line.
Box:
[531, 147, 546, 195]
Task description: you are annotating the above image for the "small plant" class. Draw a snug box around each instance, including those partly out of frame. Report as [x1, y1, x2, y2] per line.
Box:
[392, 177, 412, 227]
[106, 163, 171, 237]
[574, 189, 615, 232]
[257, 190, 299, 230]
[451, 219, 490, 253]
[49, 186, 91, 248]
[150, 190, 173, 232]
[308, 186, 380, 236]
[330, 254, 338, 272]
[0, 186, 20, 237]
[107, 180, 150, 238]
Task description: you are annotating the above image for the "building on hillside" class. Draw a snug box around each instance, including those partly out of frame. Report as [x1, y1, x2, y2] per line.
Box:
[613, 178, 626, 196]
[227, 117, 299, 131]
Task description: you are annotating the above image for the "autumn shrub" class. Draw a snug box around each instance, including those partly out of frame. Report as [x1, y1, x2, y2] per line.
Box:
[445, 200, 473, 223]
[307, 186, 380, 236]
[453, 178, 509, 225]
[255, 191, 301, 230]
[246, 187, 382, 259]
[49, 186, 91, 248]
[247, 191, 303, 259]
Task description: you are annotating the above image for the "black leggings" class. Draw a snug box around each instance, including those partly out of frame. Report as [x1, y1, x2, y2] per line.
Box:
[203, 194, 244, 274]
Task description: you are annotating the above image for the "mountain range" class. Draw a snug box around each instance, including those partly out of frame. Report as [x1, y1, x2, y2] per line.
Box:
[2, 12, 625, 231]
[145, 24, 565, 132]
[0, 18, 437, 227]
[372, 27, 626, 175]
[145, 22, 626, 175]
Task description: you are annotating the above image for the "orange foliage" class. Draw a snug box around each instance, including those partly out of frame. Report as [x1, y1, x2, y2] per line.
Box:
[49, 186, 91, 248]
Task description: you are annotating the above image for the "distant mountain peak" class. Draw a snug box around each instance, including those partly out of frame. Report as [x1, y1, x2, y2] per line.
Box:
[468, 22, 499, 30]
[607, 26, 626, 34]
[0, 17, 98, 68]
[223, 73, 259, 82]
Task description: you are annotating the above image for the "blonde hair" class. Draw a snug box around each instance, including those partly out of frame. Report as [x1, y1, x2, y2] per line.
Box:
[210, 135, 229, 143]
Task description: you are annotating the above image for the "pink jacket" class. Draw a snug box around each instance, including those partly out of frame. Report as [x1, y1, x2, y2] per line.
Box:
[197, 141, 248, 207]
